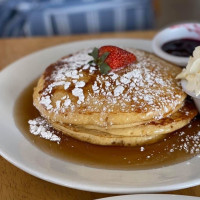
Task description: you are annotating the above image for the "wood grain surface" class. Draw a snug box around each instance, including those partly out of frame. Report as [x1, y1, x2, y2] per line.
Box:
[0, 31, 200, 200]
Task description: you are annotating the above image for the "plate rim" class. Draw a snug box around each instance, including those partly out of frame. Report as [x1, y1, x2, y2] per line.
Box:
[97, 194, 200, 200]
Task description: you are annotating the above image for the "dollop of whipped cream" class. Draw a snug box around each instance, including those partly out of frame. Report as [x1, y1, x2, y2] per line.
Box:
[176, 46, 200, 96]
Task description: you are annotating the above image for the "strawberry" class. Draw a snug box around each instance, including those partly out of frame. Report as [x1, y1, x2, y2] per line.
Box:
[99, 46, 136, 69]
[88, 45, 136, 74]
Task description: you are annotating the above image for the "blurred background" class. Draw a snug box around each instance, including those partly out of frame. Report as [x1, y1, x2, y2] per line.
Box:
[0, 0, 200, 38]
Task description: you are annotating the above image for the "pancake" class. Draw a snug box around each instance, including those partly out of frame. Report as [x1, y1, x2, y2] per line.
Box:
[51, 121, 166, 146]
[76, 100, 197, 137]
[32, 47, 196, 146]
[81, 101, 184, 129]
[47, 100, 197, 146]
[33, 48, 186, 127]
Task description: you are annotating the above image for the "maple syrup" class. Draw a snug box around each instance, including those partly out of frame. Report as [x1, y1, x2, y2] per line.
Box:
[14, 80, 200, 170]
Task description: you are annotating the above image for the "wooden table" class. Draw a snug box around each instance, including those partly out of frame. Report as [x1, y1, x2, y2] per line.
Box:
[0, 31, 200, 200]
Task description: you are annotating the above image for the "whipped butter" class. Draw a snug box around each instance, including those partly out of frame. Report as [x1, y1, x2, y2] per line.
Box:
[176, 46, 200, 96]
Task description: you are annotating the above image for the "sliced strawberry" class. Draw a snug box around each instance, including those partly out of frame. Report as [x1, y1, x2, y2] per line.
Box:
[99, 46, 136, 69]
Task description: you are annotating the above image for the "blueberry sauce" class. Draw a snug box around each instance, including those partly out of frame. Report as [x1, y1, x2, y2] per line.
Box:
[162, 38, 200, 57]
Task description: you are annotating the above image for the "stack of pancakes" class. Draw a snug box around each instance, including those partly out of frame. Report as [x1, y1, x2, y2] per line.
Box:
[33, 48, 197, 146]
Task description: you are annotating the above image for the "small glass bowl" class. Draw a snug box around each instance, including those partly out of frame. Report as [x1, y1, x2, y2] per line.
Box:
[181, 79, 200, 113]
[152, 23, 200, 66]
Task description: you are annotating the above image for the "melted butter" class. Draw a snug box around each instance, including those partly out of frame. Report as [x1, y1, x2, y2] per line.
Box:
[14, 80, 200, 170]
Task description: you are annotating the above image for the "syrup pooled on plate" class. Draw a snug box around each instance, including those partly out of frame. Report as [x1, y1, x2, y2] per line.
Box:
[14, 80, 200, 170]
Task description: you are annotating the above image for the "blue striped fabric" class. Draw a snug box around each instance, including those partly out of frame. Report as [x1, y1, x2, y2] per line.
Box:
[0, 0, 154, 37]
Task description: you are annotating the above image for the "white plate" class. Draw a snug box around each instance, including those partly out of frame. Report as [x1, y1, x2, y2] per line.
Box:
[0, 39, 200, 194]
[98, 194, 200, 200]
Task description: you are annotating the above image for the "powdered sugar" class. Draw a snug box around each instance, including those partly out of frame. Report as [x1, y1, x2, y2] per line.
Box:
[64, 98, 71, 108]
[62, 49, 92, 67]
[170, 130, 200, 154]
[140, 146, 145, 152]
[75, 81, 85, 88]
[64, 82, 71, 90]
[114, 85, 124, 97]
[72, 87, 84, 104]
[40, 96, 52, 110]
[38, 48, 184, 120]
[28, 117, 60, 143]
